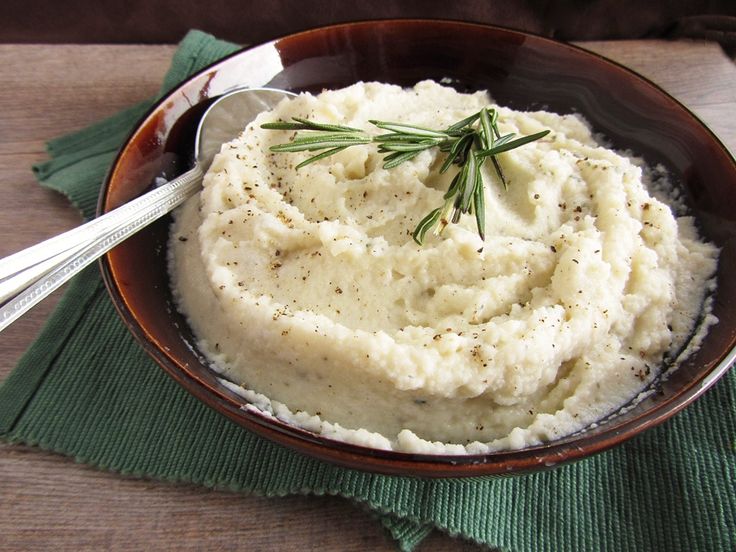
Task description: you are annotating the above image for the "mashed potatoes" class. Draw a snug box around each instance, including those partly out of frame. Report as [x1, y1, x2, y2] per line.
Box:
[169, 81, 718, 454]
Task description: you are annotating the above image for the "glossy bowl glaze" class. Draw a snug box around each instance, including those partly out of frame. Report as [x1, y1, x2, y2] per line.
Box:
[100, 20, 736, 477]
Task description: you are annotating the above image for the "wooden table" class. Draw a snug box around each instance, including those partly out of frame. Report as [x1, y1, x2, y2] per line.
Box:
[1, 40, 734, 551]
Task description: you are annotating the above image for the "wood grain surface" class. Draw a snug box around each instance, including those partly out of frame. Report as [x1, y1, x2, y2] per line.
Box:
[0, 40, 734, 551]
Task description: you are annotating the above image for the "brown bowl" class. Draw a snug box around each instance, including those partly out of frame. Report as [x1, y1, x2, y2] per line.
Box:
[99, 20, 736, 477]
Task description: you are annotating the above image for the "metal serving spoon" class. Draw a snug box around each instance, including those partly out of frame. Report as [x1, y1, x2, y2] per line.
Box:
[0, 87, 295, 332]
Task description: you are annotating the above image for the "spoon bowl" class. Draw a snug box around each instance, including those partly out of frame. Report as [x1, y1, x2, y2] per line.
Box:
[196, 88, 295, 168]
[0, 87, 293, 332]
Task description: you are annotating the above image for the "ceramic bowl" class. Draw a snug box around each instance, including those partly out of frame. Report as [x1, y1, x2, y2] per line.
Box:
[99, 20, 736, 477]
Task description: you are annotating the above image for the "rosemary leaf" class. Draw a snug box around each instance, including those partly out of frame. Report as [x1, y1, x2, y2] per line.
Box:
[491, 156, 508, 191]
[295, 146, 349, 169]
[412, 208, 442, 245]
[445, 112, 481, 133]
[491, 112, 501, 139]
[290, 117, 365, 133]
[369, 120, 449, 139]
[260, 121, 312, 130]
[478, 130, 550, 158]
[377, 140, 440, 153]
[270, 134, 371, 153]
[382, 150, 423, 169]
[479, 107, 494, 150]
[458, 152, 478, 213]
[473, 163, 486, 241]
[374, 133, 440, 143]
[443, 170, 463, 200]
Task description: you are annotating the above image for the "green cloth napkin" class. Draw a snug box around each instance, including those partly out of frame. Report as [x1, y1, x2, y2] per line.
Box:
[1, 30, 734, 552]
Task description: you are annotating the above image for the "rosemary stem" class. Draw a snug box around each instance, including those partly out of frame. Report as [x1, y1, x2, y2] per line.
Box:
[263, 110, 549, 244]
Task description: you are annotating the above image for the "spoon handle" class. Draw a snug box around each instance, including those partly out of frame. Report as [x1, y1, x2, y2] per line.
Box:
[0, 165, 203, 332]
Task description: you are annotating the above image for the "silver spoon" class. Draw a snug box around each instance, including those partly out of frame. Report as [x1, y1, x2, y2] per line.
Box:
[0, 87, 295, 332]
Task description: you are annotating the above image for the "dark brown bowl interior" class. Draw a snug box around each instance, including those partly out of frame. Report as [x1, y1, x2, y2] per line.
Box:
[100, 20, 736, 477]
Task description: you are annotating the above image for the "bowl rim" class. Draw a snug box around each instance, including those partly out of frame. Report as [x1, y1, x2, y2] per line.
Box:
[98, 18, 736, 477]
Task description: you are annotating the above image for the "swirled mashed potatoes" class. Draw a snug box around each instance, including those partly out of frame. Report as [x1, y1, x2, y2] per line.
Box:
[169, 81, 718, 454]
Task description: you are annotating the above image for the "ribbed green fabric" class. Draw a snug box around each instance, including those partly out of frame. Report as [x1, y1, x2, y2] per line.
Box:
[0, 30, 734, 551]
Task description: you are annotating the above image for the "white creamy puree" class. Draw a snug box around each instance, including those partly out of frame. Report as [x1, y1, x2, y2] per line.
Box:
[169, 81, 719, 454]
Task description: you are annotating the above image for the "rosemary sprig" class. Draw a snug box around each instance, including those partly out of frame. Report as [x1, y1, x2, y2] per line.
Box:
[261, 109, 549, 244]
